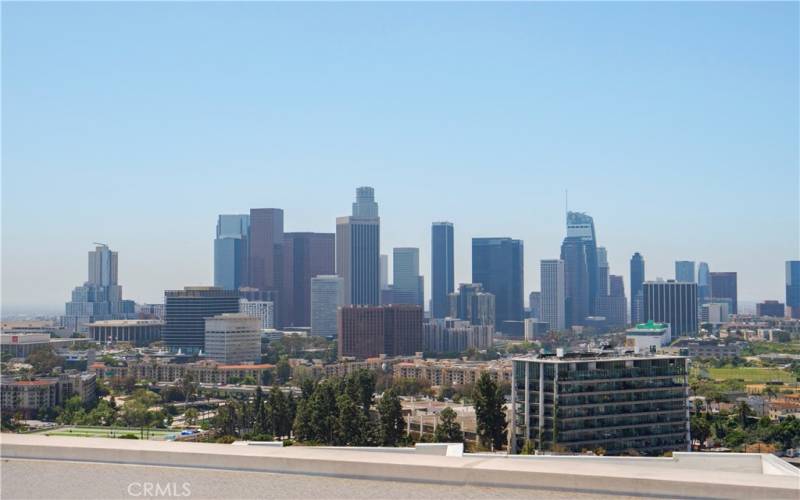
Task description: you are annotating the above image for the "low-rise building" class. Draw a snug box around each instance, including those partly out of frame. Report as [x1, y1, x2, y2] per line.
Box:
[625, 321, 671, 352]
[1, 333, 82, 358]
[393, 358, 511, 387]
[1, 370, 97, 417]
[422, 318, 493, 353]
[87, 319, 162, 347]
[92, 359, 274, 385]
[670, 338, 744, 359]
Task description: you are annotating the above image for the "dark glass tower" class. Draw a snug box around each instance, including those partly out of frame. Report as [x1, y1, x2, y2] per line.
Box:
[630, 252, 645, 324]
[471, 237, 524, 332]
[710, 272, 738, 314]
[642, 281, 698, 338]
[787, 261, 800, 319]
[560, 237, 589, 327]
[431, 222, 454, 318]
[283, 232, 335, 327]
[163, 286, 240, 353]
[214, 214, 249, 291]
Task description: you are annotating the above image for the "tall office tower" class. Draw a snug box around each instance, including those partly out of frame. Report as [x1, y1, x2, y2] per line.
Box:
[630, 252, 645, 324]
[675, 261, 696, 283]
[596, 247, 609, 297]
[392, 247, 424, 306]
[336, 187, 380, 306]
[337, 304, 422, 359]
[452, 283, 496, 326]
[697, 262, 711, 302]
[62, 244, 136, 333]
[239, 299, 275, 329]
[565, 211, 599, 316]
[282, 232, 335, 327]
[204, 313, 261, 364]
[540, 260, 566, 332]
[560, 236, 589, 328]
[214, 214, 250, 290]
[379, 254, 389, 290]
[431, 222, 455, 319]
[756, 300, 785, 318]
[163, 287, 240, 353]
[311, 275, 344, 337]
[528, 291, 541, 319]
[472, 238, 524, 332]
[786, 261, 800, 319]
[597, 274, 627, 327]
[709, 272, 738, 314]
[248, 208, 284, 325]
[642, 281, 698, 339]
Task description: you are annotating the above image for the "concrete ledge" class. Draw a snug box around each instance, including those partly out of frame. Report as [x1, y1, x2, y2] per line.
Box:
[1, 435, 798, 499]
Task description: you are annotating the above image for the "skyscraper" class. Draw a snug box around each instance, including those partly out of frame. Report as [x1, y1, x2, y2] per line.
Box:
[597, 274, 627, 327]
[642, 281, 698, 339]
[675, 261, 696, 283]
[62, 244, 135, 333]
[710, 272, 738, 314]
[392, 247, 424, 306]
[630, 252, 645, 324]
[567, 212, 599, 312]
[247, 208, 284, 323]
[337, 304, 422, 359]
[540, 259, 565, 331]
[787, 261, 800, 319]
[379, 254, 389, 290]
[528, 291, 541, 319]
[336, 187, 380, 306]
[431, 222, 454, 319]
[560, 237, 589, 328]
[163, 286, 240, 353]
[282, 232, 335, 327]
[450, 283, 496, 327]
[311, 275, 344, 337]
[214, 214, 249, 291]
[596, 247, 609, 297]
[472, 237, 524, 331]
[697, 262, 711, 303]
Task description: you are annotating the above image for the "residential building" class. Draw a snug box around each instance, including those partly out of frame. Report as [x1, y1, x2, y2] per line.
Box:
[510, 352, 689, 455]
[642, 281, 698, 338]
[92, 359, 275, 385]
[310, 275, 344, 337]
[62, 244, 135, 333]
[675, 261, 696, 283]
[630, 252, 645, 324]
[625, 321, 671, 352]
[282, 232, 335, 327]
[336, 187, 380, 306]
[238, 299, 274, 329]
[710, 272, 738, 314]
[337, 304, 422, 359]
[393, 358, 512, 387]
[213, 214, 250, 291]
[204, 313, 261, 364]
[786, 261, 800, 319]
[540, 260, 565, 332]
[472, 237, 524, 332]
[431, 222, 455, 319]
[392, 247, 424, 306]
[87, 319, 162, 346]
[163, 287, 240, 353]
[1, 371, 96, 417]
[757, 300, 785, 318]
[422, 318, 494, 353]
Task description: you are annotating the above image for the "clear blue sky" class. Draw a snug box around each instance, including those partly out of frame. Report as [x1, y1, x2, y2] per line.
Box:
[2, 2, 798, 314]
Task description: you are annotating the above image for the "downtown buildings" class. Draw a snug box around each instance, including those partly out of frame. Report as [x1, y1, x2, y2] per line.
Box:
[431, 222, 454, 319]
[539, 260, 565, 332]
[709, 271, 738, 314]
[163, 287, 240, 353]
[786, 261, 800, 319]
[214, 214, 250, 291]
[630, 252, 645, 325]
[310, 275, 344, 337]
[642, 281, 698, 339]
[472, 237, 524, 334]
[560, 212, 599, 328]
[337, 187, 381, 306]
[337, 304, 423, 359]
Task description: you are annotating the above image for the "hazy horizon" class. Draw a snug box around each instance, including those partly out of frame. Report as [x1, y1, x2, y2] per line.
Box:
[2, 2, 798, 314]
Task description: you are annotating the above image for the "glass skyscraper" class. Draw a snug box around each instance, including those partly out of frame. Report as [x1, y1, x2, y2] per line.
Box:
[786, 261, 800, 319]
[431, 222, 454, 318]
[675, 261, 696, 283]
[214, 214, 250, 291]
[697, 262, 711, 303]
[561, 212, 599, 326]
[471, 237, 524, 332]
[630, 252, 645, 324]
[337, 187, 380, 306]
[392, 247, 423, 306]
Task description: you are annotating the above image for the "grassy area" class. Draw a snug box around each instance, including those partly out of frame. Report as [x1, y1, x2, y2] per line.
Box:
[707, 367, 796, 384]
[32, 426, 177, 440]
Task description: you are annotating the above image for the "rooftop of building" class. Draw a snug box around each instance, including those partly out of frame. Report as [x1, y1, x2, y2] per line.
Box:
[512, 350, 687, 364]
[630, 320, 670, 331]
[87, 319, 163, 327]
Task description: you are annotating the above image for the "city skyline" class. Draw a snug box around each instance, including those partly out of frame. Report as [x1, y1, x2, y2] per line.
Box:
[3, 2, 798, 313]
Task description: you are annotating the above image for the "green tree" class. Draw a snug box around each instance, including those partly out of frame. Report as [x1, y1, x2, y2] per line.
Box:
[519, 439, 535, 455]
[473, 372, 507, 451]
[26, 346, 62, 374]
[276, 358, 291, 384]
[335, 393, 370, 446]
[309, 380, 339, 443]
[292, 399, 313, 441]
[268, 386, 291, 438]
[178, 374, 197, 404]
[184, 407, 199, 426]
[253, 386, 268, 435]
[691, 414, 711, 448]
[734, 401, 754, 429]
[260, 369, 274, 386]
[433, 407, 463, 443]
[377, 389, 406, 446]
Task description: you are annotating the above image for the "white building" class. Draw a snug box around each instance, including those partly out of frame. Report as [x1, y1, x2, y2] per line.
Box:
[239, 299, 274, 329]
[540, 260, 565, 331]
[701, 302, 729, 325]
[311, 275, 344, 337]
[625, 320, 672, 352]
[204, 313, 261, 364]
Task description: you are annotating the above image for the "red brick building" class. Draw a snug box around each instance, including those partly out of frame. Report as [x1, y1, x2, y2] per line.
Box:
[338, 305, 422, 359]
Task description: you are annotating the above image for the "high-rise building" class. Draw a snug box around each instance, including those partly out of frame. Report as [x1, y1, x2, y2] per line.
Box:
[392, 247, 424, 306]
[597, 274, 627, 327]
[337, 304, 422, 359]
[431, 222, 454, 319]
[214, 214, 250, 291]
[449, 283, 496, 327]
[379, 254, 389, 290]
[336, 187, 380, 306]
[642, 281, 698, 339]
[62, 244, 135, 333]
[510, 352, 689, 455]
[786, 261, 800, 319]
[282, 232, 335, 327]
[528, 291, 541, 319]
[709, 272, 738, 314]
[247, 208, 284, 294]
[540, 260, 565, 332]
[630, 252, 645, 324]
[564, 212, 599, 320]
[204, 313, 261, 364]
[756, 301, 785, 318]
[701, 303, 729, 325]
[675, 261, 696, 283]
[310, 275, 344, 337]
[697, 262, 711, 303]
[163, 287, 240, 353]
[596, 247, 609, 297]
[239, 299, 274, 329]
[472, 238, 524, 332]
